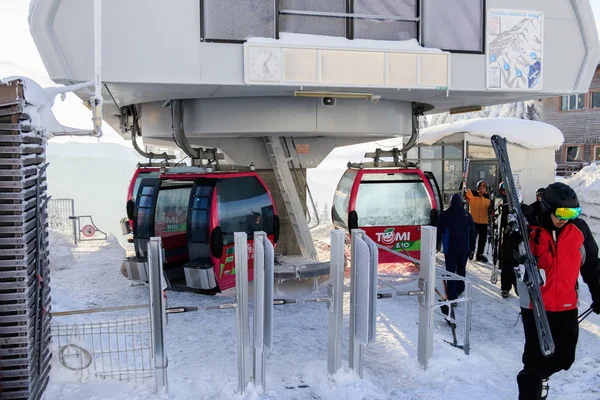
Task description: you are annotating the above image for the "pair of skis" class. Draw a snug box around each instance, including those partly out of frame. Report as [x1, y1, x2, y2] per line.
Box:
[489, 188, 500, 284]
[461, 158, 471, 211]
[491, 135, 555, 357]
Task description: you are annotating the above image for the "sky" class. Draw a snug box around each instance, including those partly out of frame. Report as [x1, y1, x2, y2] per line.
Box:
[0, 0, 127, 145]
[0, 0, 599, 147]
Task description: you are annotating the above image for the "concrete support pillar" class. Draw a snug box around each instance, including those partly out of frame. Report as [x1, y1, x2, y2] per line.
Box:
[255, 169, 307, 256]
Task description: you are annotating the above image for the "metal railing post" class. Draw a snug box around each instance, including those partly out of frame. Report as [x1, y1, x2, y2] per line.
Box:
[327, 230, 345, 375]
[253, 233, 266, 389]
[349, 229, 377, 378]
[464, 280, 472, 355]
[348, 229, 360, 372]
[235, 233, 250, 392]
[417, 226, 436, 370]
[147, 237, 168, 392]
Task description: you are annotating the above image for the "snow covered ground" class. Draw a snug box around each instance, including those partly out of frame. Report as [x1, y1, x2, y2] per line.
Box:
[45, 226, 600, 400]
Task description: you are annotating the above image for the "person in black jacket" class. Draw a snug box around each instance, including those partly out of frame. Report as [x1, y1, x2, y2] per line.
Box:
[437, 193, 477, 302]
[529, 187, 545, 227]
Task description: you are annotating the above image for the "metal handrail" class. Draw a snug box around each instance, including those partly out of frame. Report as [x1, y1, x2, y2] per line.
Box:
[373, 241, 420, 264]
[279, 9, 419, 22]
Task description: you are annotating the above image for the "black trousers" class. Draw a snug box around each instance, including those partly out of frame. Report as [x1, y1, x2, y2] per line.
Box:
[444, 251, 468, 301]
[501, 262, 517, 292]
[517, 308, 579, 400]
[475, 223, 488, 256]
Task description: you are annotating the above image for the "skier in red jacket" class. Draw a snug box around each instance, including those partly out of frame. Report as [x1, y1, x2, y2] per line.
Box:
[517, 182, 600, 399]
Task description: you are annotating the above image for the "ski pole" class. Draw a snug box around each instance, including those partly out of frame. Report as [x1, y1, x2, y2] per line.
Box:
[578, 307, 593, 324]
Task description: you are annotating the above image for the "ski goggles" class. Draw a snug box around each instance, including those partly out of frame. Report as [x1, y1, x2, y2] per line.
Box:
[554, 207, 581, 221]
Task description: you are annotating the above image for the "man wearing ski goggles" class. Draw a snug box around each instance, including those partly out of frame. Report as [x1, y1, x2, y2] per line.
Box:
[517, 183, 600, 400]
[552, 206, 581, 221]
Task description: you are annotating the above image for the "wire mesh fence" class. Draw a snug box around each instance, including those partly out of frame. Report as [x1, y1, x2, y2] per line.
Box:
[51, 315, 155, 382]
[48, 198, 75, 233]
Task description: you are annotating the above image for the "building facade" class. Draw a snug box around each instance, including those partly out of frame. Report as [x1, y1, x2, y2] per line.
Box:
[542, 65, 600, 168]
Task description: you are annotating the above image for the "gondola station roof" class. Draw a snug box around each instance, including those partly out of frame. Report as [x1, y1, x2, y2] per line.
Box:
[418, 118, 565, 150]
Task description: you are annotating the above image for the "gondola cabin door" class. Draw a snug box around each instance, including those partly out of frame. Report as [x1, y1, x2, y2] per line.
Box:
[126, 168, 160, 231]
[333, 169, 441, 264]
[212, 175, 278, 291]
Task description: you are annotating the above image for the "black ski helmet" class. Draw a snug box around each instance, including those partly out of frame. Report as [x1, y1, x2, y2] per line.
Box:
[541, 182, 579, 212]
[476, 180, 488, 189]
[535, 187, 545, 196]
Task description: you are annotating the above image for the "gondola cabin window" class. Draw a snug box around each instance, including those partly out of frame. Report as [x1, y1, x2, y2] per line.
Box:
[216, 177, 275, 244]
[136, 185, 155, 238]
[355, 173, 432, 227]
[154, 183, 192, 237]
[332, 170, 357, 229]
[131, 171, 159, 204]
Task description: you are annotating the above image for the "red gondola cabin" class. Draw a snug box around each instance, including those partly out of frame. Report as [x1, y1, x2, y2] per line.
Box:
[332, 167, 442, 263]
[130, 167, 279, 293]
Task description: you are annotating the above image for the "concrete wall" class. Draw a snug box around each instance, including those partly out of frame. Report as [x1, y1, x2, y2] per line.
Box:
[256, 169, 307, 256]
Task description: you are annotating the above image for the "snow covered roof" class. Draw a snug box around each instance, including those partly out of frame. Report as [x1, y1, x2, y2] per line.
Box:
[418, 118, 564, 150]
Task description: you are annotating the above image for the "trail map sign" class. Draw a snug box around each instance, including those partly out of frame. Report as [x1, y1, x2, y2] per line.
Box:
[486, 9, 544, 91]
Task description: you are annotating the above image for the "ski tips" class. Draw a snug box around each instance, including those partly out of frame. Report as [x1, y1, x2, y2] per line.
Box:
[490, 135, 504, 144]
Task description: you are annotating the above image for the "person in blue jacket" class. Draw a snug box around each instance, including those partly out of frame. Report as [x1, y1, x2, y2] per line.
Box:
[437, 193, 477, 301]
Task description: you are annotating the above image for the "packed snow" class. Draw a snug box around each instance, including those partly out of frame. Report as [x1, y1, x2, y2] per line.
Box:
[248, 32, 442, 53]
[564, 164, 600, 241]
[418, 118, 564, 150]
[45, 224, 600, 399]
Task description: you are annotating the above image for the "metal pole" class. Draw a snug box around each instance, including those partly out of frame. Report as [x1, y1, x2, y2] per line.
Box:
[464, 280, 472, 355]
[417, 226, 436, 370]
[348, 229, 361, 371]
[92, 0, 103, 137]
[71, 199, 77, 244]
[253, 233, 266, 389]
[327, 230, 345, 375]
[147, 237, 168, 391]
[350, 229, 375, 378]
[366, 237, 378, 348]
[235, 233, 250, 393]
[263, 234, 274, 377]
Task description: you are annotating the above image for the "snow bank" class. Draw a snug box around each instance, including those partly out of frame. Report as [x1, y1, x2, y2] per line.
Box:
[48, 230, 76, 271]
[564, 164, 600, 241]
[418, 118, 564, 149]
[248, 32, 442, 52]
[565, 164, 600, 206]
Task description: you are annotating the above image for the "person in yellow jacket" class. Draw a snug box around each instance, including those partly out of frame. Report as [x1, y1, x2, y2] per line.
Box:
[465, 180, 491, 262]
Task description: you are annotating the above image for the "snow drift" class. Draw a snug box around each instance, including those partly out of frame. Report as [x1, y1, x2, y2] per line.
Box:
[48, 230, 76, 271]
[564, 164, 600, 241]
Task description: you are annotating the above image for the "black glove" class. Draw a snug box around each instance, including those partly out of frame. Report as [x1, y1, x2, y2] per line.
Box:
[592, 300, 600, 314]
